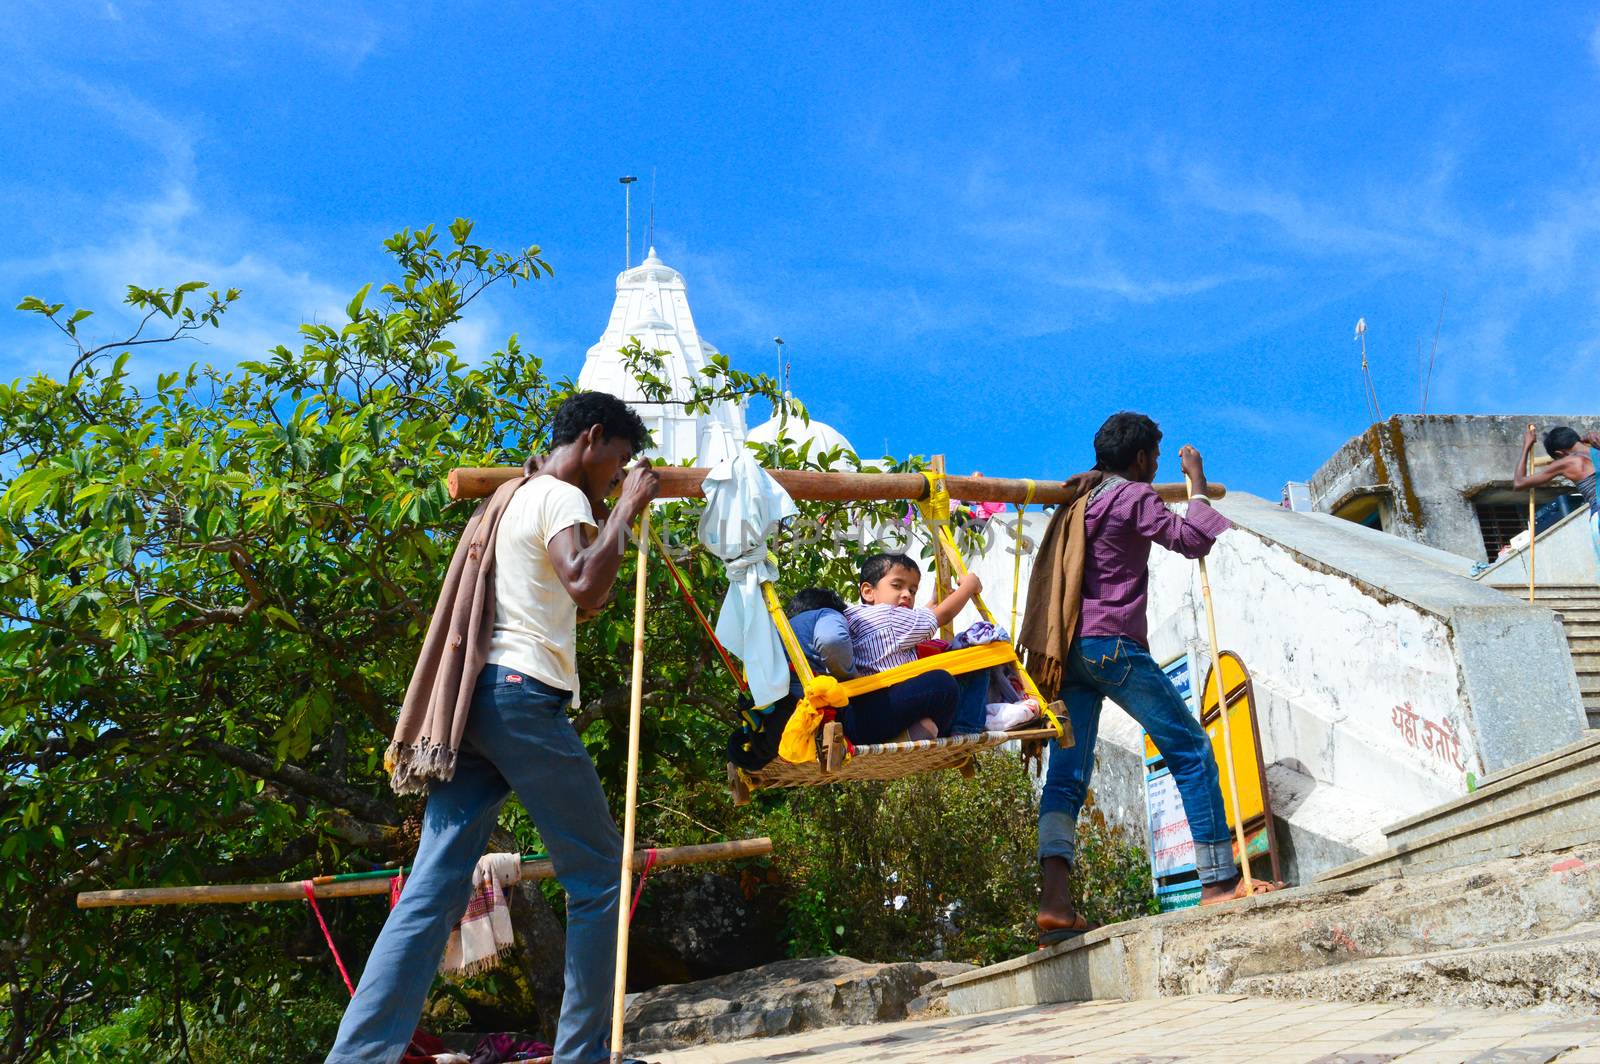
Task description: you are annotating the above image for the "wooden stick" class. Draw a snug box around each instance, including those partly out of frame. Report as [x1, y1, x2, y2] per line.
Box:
[1528, 425, 1537, 604]
[610, 505, 651, 1064]
[931, 455, 953, 641]
[1186, 471, 1254, 895]
[448, 465, 1224, 506]
[75, 838, 771, 909]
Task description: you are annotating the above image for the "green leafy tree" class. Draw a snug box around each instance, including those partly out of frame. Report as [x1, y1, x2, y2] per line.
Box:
[0, 220, 909, 1061]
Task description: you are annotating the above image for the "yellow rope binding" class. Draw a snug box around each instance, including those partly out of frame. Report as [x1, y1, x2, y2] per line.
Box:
[919, 473, 1064, 746]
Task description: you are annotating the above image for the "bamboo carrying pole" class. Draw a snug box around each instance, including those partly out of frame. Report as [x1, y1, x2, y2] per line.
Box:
[448, 465, 1224, 506]
[930, 456, 954, 641]
[1528, 425, 1538, 604]
[610, 506, 651, 1064]
[75, 838, 772, 909]
[1186, 471, 1255, 896]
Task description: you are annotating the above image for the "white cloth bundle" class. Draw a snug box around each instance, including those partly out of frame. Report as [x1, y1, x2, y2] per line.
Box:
[698, 425, 799, 709]
[439, 851, 522, 977]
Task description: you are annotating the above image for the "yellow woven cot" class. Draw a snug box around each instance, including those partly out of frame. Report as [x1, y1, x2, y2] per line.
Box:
[727, 468, 1072, 804]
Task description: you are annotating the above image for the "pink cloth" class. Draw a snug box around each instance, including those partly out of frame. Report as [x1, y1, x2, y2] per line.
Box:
[1077, 481, 1230, 647]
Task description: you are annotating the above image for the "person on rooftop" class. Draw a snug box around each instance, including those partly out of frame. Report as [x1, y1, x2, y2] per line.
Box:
[1512, 424, 1600, 577]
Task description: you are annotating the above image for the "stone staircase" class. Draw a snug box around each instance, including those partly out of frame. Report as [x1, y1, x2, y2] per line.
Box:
[1313, 730, 1600, 883]
[938, 732, 1600, 1016]
[1533, 584, 1600, 730]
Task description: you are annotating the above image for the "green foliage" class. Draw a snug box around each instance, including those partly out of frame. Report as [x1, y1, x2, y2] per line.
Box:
[0, 218, 922, 1060]
[735, 763, 1156, 967]
[1071, 799, 1161, 926]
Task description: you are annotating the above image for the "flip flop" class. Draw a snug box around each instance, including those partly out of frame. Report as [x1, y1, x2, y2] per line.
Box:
[1037, 914, 1100, 947]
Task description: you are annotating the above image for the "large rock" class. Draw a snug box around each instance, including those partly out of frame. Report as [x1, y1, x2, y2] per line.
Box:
[624, 955, 974, 1053]
[627, 869, 786, 988]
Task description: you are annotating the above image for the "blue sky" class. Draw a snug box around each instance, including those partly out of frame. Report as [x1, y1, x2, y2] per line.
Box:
[4, 2, 1600, 498]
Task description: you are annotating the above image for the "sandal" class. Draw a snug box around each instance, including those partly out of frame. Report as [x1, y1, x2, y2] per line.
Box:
[1037, 912, 1100, 947]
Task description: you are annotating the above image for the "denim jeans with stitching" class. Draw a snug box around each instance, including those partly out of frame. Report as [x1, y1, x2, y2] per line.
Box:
[1038, 636, 1236, 885]
[326, 665, 622, 1064]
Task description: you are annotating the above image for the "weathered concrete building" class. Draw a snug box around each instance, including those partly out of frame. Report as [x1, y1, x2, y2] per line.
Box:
[1307, 414, 1600, 563]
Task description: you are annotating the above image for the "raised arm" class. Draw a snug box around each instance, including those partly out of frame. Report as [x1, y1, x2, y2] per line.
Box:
[1121, 447, 1231, 559]
[1511, 425, 1575, 490]
[548, 462, 660, 611]
[931, 572, 982, 628]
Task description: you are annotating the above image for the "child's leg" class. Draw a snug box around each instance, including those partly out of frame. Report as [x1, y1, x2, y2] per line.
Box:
[840, 671, 959, 744]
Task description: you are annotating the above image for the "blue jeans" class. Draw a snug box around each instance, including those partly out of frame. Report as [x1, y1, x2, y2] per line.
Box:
[326, 666, 622, 1064]
[1038, 636, 1236, 885]
[951, 671, 992, 735]
[840, 670, 959, 744]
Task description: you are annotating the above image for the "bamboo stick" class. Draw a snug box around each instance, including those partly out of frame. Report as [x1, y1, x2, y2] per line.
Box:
[1528, 425, 1537, 604]
[931, 456, 953, 641]
[75, 838, 771, 909]
[1186, 471, 1255, 896]
[448, 465, 1225, 506]
[610, 506, 651, 1064]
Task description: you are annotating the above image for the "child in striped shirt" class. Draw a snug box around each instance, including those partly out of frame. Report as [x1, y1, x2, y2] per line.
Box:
[838, 553, 983, 744]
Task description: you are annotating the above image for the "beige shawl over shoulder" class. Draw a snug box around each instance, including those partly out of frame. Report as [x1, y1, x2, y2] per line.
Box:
[385, 465, 536, 794]
[1016, 471, 1104, 699]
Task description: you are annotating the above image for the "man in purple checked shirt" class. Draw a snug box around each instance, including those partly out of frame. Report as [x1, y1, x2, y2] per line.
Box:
[1036, 412, 1275, 946]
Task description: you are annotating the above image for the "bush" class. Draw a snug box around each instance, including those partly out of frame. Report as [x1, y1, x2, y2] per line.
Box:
[746, 758, 1156, 967]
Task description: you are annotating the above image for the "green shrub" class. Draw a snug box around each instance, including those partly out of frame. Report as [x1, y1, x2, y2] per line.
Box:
[749, 758, 1155, 967]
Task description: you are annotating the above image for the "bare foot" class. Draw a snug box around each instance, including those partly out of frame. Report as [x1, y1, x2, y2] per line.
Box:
[1200, 874, 1284, 906]
[906, 718, 939, 740]
[1199, 874, 1241, 905]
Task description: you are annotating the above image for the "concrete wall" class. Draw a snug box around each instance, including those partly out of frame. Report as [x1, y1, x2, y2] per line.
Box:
[1142, 495, 1585, 874]
[1476, 507, 1598, 588]
[1307, 414, 1600, 563]
[896, 491, 1587, 883]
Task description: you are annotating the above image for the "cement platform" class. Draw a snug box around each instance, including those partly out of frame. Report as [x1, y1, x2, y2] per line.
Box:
[653, 993, 1600, 1063]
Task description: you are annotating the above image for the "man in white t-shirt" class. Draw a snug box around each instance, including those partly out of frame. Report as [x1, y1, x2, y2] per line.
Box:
[327, 392, 658, 1064]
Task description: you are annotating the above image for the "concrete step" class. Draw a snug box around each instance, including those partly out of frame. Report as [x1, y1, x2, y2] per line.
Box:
[1478, 731, 1600, 789]
[939, 843, 1600, 1016]
[1382, 734, 1600, 848]
[1316, 776, 1600, 883]
[1230, 923, 1600, 1014]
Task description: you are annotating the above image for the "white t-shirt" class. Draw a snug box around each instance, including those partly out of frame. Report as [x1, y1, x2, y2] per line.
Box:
[485, 476, 598, 705]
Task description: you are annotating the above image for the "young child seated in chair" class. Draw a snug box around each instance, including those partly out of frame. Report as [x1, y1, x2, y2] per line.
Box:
[839, 553, 985, 743]
[786, 587, 857, 683]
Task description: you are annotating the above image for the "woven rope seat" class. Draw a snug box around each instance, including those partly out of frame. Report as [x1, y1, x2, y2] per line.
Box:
[737, 721, 1064, 791]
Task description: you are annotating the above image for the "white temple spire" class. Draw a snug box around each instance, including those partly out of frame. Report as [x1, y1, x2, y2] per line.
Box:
[576, 248, 747, 463]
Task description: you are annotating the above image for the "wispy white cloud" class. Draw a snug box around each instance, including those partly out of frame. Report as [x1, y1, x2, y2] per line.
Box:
[0, 70, 357, 382]
[1050, 265, 1277, 303]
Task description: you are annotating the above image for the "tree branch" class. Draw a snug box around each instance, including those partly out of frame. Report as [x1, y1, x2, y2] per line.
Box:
[196, 737, 400, 826]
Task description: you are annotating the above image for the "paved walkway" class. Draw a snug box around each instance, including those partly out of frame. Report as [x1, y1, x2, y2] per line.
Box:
[652, 995, 1600, 1063]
